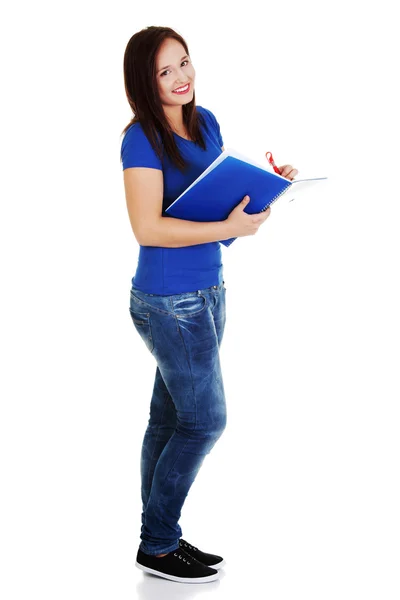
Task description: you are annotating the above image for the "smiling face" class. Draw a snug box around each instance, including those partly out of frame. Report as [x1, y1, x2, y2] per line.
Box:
[155, 38, 195, 110]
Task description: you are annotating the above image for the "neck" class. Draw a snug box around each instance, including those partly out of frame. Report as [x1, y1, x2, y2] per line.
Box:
[164, 105, 185, 131]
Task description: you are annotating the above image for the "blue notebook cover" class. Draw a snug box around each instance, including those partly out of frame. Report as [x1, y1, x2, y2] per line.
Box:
[165, 148, 327, 247]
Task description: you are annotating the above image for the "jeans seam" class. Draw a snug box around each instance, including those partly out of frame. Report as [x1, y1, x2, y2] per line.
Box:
[152, 309, 198, 515]
[130, 293, 173, 317]
[146, 388, 171, 500]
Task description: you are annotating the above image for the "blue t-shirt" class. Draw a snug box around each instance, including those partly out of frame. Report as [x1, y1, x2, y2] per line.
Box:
[121, 105, 225, 295]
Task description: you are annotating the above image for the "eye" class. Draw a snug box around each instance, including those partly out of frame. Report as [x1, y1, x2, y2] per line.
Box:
[161, 60, 190, 77]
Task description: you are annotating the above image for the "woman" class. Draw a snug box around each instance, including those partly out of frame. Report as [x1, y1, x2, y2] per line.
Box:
[120, 26, 298, 584]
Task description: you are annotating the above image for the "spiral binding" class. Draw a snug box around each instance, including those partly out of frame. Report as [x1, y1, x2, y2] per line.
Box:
[260, 180, 292, 212]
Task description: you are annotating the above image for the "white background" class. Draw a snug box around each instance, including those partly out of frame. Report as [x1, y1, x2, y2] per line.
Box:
[1, 1, 399, 598]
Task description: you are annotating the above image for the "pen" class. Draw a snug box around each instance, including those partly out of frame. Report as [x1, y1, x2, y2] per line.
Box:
[266, 151, 282, 175]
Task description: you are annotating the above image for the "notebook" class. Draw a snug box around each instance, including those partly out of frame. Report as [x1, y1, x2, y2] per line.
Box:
[165, 147, 328, 247]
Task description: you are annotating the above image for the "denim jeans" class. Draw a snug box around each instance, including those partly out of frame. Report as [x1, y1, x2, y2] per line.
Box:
[128, 281, 227, 556]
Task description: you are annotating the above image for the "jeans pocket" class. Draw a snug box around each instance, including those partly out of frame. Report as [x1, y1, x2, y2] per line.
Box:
[129, 307, 154, 353]
[172, 293, 208, 318]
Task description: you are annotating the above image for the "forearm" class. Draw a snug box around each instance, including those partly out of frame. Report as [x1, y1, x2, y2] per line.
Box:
[141, 216, 233, 248]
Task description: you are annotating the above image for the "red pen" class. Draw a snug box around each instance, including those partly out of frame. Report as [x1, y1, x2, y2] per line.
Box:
[266, 151, 282, 175]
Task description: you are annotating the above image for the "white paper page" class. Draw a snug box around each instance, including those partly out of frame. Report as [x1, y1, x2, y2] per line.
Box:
[287, 177, 329, 196]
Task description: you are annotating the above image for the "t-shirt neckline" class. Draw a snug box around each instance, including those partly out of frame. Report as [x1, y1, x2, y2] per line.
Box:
[173, 132, 194, 143]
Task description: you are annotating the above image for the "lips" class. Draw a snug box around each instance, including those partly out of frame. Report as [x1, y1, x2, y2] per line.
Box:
[172, 83, 191, 94]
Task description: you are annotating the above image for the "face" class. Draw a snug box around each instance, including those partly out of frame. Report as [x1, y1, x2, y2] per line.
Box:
[155, 38, 195, 108]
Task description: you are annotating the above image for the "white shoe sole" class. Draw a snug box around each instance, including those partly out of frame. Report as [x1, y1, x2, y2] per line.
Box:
[135, 561, 220, 583]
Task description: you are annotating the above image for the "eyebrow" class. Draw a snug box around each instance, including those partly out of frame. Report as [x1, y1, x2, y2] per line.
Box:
[158, 55, 189, 73]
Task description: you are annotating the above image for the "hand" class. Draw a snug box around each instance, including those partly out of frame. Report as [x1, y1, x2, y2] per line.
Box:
[265, 152, 299, 180]
[277, 164, 299, 181]
[225, 195, 272, 239]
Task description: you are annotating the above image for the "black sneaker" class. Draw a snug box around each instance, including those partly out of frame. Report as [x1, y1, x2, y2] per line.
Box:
[179, 538, 226, 569]
[135, 547, 220, 583]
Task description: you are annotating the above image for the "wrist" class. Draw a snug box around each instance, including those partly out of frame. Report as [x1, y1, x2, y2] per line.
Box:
[221, 219, 234, 240]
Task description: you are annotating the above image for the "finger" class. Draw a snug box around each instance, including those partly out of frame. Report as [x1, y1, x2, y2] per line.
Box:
[278, 164, 290, 177]
[278, 165, 293, 177]
[286, 168, 298, 180]
[279, 165, 298, 180]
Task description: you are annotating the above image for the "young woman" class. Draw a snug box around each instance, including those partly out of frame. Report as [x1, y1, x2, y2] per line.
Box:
[120, 26, 298, 584]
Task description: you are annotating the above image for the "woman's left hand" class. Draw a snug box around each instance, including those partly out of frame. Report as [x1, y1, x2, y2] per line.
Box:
[278, 164, 299, 181]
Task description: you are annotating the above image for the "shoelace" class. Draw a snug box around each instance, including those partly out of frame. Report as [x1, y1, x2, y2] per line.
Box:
[179, 540, 198, 552]
[173, 550, 192, 565]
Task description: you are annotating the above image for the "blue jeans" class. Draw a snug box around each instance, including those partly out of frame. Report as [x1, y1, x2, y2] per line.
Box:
[128, 281, 227, 555]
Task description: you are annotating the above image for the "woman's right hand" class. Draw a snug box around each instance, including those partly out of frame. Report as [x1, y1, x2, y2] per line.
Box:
[225, 195, 271, 238]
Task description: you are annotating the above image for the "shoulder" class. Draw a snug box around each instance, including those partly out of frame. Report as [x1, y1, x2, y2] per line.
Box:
[121, 121, 154, 148]
[196, 106, 214, 122]
[196, 105, 223, 146]
[196, 105, 222, 132]
[196, 105, 216, 122]
[120, 122, 162, 171]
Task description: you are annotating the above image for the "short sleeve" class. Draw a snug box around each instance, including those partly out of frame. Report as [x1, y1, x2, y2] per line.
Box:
[200, 107, 224, 147]
[120, 123, 163, 171]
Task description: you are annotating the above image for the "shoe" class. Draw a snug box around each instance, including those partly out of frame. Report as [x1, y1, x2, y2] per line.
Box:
[179, 538, 226, 569]
[135, 547, 220, 583]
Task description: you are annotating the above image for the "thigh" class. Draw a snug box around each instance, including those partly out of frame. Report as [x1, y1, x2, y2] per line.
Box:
[129, 286, 226, 428]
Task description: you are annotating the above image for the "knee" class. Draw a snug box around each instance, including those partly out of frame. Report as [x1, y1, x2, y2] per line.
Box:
[204, 414, 226, 454]
[215, 410, 227, 435]
[204, 409, 227, 442]
[177, 407, 227, 442]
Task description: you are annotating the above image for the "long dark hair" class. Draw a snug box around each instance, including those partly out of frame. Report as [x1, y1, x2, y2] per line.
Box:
[121, 26, 208, 172]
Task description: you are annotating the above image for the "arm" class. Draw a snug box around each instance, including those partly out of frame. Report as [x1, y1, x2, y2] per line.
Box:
[123, 162, 233, 249]
[148, 216, 232, 248]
